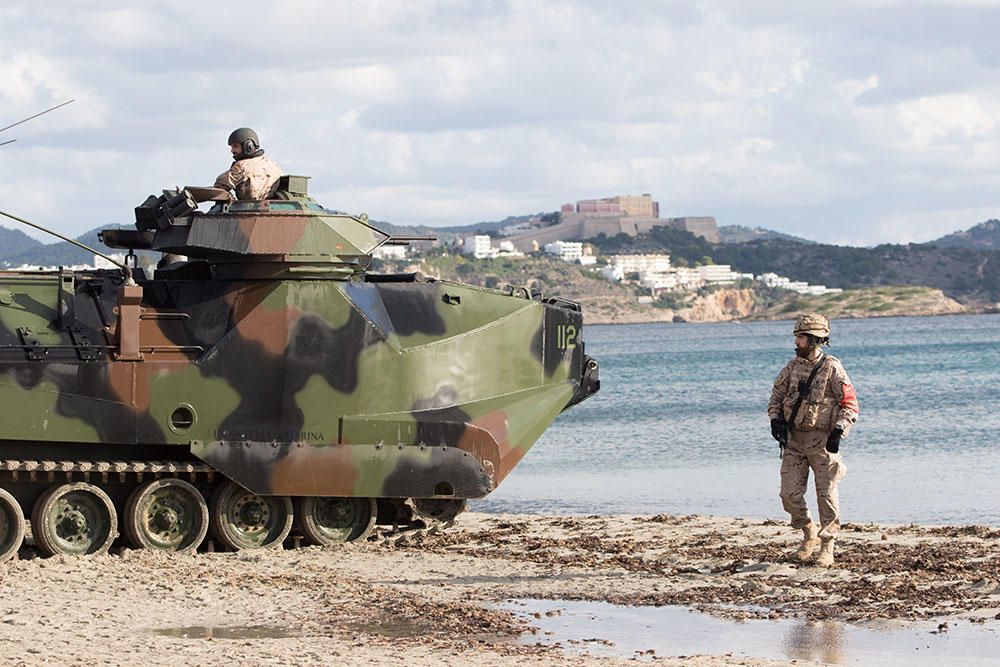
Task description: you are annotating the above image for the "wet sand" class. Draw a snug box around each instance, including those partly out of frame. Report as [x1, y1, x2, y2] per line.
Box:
[1, 512, 998, 666]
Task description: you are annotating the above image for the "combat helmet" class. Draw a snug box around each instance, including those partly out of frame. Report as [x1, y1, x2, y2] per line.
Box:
[227, 127, 260, 156]
[794, 313, 830, 338]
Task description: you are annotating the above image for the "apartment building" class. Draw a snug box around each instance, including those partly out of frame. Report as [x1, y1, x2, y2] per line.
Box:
[608, 253, 672, 274]
[544, 240, 584, 262]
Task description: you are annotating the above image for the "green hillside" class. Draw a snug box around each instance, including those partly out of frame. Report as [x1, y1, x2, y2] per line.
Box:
[0, 227, 42, 258]
[717, 225, 815, 244]
[2, 227, 116, 267]
[931, 219, 1000, 250]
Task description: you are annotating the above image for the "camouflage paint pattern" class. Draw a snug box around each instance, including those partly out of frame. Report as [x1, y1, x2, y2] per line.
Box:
[0, 187, 598, 502]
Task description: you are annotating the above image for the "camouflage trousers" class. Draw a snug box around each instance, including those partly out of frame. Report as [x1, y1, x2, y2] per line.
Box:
[780, 429, 847, 539]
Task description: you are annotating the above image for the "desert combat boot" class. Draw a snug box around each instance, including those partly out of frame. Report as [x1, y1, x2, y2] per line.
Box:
[815, 538, 835, 567]
[795, 523, 820, 561]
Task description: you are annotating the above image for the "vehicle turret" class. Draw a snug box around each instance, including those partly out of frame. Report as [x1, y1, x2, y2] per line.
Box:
[102, 176, 403, 279]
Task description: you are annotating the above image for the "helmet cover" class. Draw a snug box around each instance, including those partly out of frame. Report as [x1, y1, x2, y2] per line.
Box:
[794, 313, 830, 338]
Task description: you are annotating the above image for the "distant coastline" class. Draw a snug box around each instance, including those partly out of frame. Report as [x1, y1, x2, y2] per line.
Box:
[585, 309, 995, 327]
[579, 286, 975, 325]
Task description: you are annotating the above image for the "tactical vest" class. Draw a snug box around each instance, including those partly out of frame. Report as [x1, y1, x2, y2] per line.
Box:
[784, 358, 837, 431]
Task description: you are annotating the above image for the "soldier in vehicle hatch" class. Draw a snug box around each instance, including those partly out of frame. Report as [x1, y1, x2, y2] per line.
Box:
[768, 313, 859, 568]
[214, 127, 283, 200]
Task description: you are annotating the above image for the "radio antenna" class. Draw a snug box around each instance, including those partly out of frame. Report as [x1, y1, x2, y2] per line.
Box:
[0, 209, 134, 285]
[0, 99, 76, 139]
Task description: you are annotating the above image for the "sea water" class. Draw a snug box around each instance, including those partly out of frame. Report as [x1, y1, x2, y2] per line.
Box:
[473, 313, 1000, 525]
[503, 599, 1000, 665]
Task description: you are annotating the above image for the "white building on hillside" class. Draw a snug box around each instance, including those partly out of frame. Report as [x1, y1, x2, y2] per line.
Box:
[675, 267, 703, 289]
[496, 240, 525, 258]
[756, 272, 842, 295]
[463, 235, 495, 259]
[639, 271, 678, 290]
[757, 272, 789, 288]
[371, 244, 407, 260]
[608, 254, 671, 274]
[544, 240, 583, 262]
[698, 264, 739, 284]
[600, 264, 624, 281]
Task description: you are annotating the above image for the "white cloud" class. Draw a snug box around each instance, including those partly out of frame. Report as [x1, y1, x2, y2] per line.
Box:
[78, 8, 168, 50]
[0, 1, 998, 245]
[738, 137, 775, 156]
[897, 93, 998, 149]
[837, 75, 879, 101]
[853, 204, 1000, 246]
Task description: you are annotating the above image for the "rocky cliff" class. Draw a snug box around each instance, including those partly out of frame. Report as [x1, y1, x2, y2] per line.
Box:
[677, 288, 757, 322]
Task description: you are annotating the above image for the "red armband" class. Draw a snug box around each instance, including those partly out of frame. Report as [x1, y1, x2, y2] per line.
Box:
[840, 383, 859, 413]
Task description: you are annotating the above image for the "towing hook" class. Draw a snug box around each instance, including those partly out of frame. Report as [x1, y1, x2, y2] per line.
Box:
[564, 354, 600, 411]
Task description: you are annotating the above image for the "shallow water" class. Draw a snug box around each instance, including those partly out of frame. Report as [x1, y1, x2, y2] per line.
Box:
[474, 314, 1000, 524]
[504, 599, 1000, 665]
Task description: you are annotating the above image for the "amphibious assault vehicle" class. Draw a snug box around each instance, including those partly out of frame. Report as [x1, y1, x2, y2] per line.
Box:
[0, 177, 599, 559]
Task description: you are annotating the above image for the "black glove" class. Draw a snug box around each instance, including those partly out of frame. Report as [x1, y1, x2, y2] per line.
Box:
[770, 418, 787, 443]
[826, 428, 843, 453]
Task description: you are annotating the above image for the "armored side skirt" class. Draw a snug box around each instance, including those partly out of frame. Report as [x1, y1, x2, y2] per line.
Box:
[191, 440, 493, 499]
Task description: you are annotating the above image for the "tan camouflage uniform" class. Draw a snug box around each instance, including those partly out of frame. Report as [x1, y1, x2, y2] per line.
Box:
[215, 154, 283, 201]
[768, 352, 859, 539]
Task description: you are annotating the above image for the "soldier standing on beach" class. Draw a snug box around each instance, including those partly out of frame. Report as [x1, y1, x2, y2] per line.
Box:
[768, 314, 859, 567]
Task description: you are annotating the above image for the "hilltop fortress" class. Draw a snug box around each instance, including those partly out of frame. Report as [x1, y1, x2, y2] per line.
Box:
[502, 194, 720, 252]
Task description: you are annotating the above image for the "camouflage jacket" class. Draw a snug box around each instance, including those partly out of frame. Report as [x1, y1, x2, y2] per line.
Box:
[768, 353, 859, 436]
[214, 154, 283, 200]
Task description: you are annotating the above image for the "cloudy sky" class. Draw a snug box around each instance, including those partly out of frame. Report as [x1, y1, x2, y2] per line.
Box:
[2, 1, 999, 245]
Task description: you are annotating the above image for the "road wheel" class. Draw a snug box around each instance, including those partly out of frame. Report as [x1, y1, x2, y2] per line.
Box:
[411, 498, 467, 523]
[209, 480, 292, 550]
[31, 482, 117, 557]
[296, 497, 376, 546]
[0, 488, 25, 561]
[124, 479, 209, 553]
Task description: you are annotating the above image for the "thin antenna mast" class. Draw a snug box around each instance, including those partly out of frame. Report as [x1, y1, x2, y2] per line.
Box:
[0, 209, 134, 285]
[0, 99, 76, 135]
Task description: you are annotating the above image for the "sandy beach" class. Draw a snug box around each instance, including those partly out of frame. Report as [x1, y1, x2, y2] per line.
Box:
[1, 512, 998, 666]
